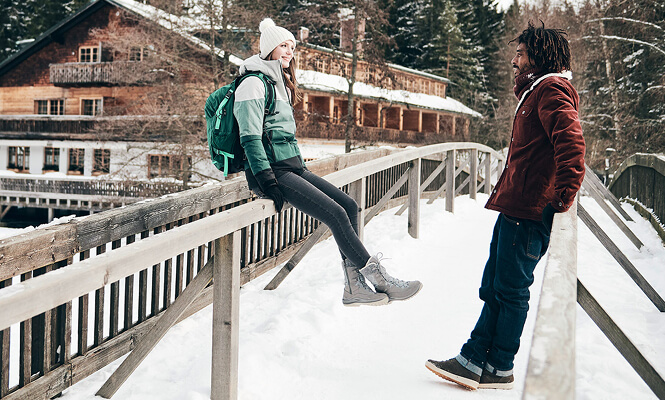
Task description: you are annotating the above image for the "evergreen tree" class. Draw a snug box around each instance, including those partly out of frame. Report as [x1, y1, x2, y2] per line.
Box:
[0, 0, 88, 63]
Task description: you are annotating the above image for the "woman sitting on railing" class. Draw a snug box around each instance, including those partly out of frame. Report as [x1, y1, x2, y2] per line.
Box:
[233, 18, 422, 307]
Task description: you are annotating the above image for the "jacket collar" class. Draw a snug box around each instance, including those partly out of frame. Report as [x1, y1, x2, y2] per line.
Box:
[513, 70, 573, 117]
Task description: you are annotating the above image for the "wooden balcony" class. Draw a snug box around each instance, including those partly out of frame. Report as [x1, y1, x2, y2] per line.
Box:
[49, 61, 158, 86]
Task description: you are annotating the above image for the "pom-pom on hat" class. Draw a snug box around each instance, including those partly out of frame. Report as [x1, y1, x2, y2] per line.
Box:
[259, 18, 296, 59]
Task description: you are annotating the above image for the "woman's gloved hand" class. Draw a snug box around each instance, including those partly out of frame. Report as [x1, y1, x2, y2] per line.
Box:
[263, 183, 284, 212]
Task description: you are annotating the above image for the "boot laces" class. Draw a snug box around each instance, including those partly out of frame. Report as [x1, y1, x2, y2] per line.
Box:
[373, 253, 409, 288]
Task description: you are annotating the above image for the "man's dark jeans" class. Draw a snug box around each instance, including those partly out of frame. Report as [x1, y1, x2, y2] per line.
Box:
[460, 212, 552, 372]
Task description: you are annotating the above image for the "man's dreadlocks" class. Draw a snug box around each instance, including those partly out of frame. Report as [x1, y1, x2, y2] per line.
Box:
[511, 20, 571, 73]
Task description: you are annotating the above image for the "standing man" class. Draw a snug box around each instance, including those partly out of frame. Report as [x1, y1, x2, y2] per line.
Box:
[425, 21, 585, 390]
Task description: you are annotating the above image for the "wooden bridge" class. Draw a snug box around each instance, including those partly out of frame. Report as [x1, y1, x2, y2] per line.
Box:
[0, 143, 663, 400]
[0, 175, 186, 219]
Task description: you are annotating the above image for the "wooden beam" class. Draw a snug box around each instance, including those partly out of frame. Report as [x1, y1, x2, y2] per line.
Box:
[577, 203, 665, 311]
[585, 165, 633, 221]
[582, 177, 642, 249]
[577, 279, 665, 399]
[523, 200, 578, 400]
[445, 150, 455, 213]
[469, 149, 478, 200]
[408, 158, 421, 239]
[211, 231, 241, 400]
[0, 206, 11, 220]
[263, 225, 329, 291]
[395, 156, 446, 216]
[95, 257, 215, 398]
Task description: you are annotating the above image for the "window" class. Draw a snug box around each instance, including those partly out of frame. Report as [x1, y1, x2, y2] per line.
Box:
[129, 46, 149, 61]
[68, 148, 85, 174]
[44, 147, 60, 171]
[93, 149, 110, 174]
[35, 99, 64, 115]
[8, 147, 30, 171]
[36, 100, 48, 114]
[79, 46, 99, 63]
[148, 154, 191, 179]
[81, 99, 102, 116]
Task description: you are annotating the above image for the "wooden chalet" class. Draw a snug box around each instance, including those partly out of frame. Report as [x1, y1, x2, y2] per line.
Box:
[0, 0, 479, 219]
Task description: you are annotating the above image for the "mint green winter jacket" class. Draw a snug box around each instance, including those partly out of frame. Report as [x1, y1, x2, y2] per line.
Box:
[233, 55, 305, 191]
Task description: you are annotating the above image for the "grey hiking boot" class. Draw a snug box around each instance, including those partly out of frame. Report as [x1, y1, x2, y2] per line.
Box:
[342, 259, 389, 307]
[359, 254, 422, 302]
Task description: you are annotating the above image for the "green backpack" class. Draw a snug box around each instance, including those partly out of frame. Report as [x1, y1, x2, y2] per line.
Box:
[204, 72, 276, 176]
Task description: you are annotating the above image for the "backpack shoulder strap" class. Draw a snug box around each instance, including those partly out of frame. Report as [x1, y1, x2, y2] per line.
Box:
[241, 71, 276, 115]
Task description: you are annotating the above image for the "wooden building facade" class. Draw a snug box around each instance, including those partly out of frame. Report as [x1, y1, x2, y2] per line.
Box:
[0, 0, 479, 184]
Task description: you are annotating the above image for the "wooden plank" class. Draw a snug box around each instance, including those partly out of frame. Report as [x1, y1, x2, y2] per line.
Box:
[483, 154, 492, 194]
[445, 150, 455, 213]
[582, 178, 643, 249]
[585, 165, 634, 221]
[469, 149, 478, 200]
[408, 158, 421, 239]
[395, 156, 445, 215]
[109, 240, 121, 338]
[211, 231, 241, 400]
[151, 226, 163, 316]
[95, 257, 214, 399]
[577, 280, 665, 399]
[348, 178, 366, 242]
[578, 203, 665, 311]
[264, 225, 329, 291]
[94, 245, 106, 348]
[20, 272, 32, 387]
[523, 200, 577, 400]
[0, 279, 11, 397]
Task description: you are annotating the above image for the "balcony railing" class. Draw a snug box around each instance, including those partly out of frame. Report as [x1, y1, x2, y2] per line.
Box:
[50, 61, 158, 85]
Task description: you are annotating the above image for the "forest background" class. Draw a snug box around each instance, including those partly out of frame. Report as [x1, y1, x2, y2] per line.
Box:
[0, 0, 663, 175]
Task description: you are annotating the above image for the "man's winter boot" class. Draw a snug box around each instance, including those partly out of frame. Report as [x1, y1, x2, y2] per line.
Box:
[359, 254, 422, 302]
[342, 259, 390, 307]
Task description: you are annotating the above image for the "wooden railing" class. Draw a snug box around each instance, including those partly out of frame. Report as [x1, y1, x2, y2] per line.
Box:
[50, 62, 157, 85]
[0, 143, 505, 399]
[609, 153, 665, 241]
[523, 165, 665, 400]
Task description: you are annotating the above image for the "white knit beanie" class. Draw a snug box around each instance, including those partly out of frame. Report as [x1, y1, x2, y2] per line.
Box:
[259, 18, 296, 59]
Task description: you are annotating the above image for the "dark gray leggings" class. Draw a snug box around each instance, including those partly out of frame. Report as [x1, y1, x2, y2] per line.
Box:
[275, 170, 371, 268]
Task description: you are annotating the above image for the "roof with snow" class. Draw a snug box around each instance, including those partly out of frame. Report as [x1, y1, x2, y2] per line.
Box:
[298, 70, 481, 117]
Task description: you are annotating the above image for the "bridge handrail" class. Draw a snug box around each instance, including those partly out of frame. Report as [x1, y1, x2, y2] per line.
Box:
[0, 143, 505, 400]
[523, 199, 578, 399]
[0, 142, 503, 330]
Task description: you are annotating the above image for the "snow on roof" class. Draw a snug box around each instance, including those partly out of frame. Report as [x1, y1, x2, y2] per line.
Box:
[109, 0, 243, 66]
[296, 70, 482, 117]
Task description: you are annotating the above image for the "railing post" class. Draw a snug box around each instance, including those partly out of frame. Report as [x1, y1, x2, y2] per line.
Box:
[407, 158, 421, 238]
[469, 149, 478, 200]
[348, 178, 366, 241]
[445, 150, 455, 213]
[211, 231, 241, 400]
[484, 153, 492, 194]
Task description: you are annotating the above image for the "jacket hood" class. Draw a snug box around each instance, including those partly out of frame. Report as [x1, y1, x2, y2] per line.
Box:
[239, 54, 290, 103]
[239, 54, 284, 83]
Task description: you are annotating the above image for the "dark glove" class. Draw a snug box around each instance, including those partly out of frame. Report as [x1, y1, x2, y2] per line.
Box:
[542, 203, 557, 231]
[263, 183, 284, 213]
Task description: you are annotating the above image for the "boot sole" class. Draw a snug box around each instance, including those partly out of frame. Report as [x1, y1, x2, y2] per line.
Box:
[478, 381, 514, 390]
[343, 297, 390, 307]
[425, 361, 478, 390]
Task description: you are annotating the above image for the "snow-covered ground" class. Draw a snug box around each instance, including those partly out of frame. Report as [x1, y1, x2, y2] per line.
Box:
[3, 193, 664, 399]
